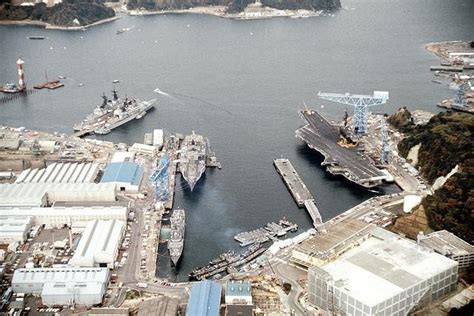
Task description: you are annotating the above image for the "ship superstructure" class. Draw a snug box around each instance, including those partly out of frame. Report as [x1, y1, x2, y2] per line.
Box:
[168, 209, 185, 266]
[73, 90, 156, 135]
[179, 131, 208, 191]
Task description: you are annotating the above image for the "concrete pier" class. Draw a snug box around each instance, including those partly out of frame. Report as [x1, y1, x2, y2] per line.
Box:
[274, 158, 324, 231]
[273, 158, 313, 207]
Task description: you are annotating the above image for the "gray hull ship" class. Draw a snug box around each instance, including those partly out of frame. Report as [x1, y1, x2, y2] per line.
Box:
[179, 131, 208, 191]
[168, 209, 185, 266]
[73, 90, 156, 135]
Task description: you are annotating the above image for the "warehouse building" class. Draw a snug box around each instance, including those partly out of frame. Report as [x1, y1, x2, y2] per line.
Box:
[418, 230, 474, 269]
[187, 280, 222, 316]
[0, 206, 127, 229]
[0, 216, 32, 244]
[225, 280, 253, 316]
[69, 220, 125, 269]
[15, 162, 99, 184]
[292, 218, 375, 268]
[100, 162, 144, 192]
[110, 151, 135, 163]
[12, 267, 109, 307]
[129, 143, 156, 156]
[0, 183, 117, 207]
[308, 228, 459, 316]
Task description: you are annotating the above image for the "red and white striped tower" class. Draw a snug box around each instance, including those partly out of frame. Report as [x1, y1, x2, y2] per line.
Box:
[16, 58, 26, 91]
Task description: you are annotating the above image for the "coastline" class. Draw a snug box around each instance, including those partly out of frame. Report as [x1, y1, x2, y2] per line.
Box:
[124, 5, 323, 20]
[0, 15, 120, 31]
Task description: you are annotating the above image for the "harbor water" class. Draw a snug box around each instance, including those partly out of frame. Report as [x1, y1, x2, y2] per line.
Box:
[1, 0, 473, 280]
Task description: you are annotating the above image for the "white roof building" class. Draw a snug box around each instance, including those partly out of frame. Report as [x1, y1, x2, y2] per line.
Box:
[0, 216, 32, 244]
[12, 267, 108, 307]
[0, 183, 117, 207]
[0, 206, 127, 229]
[308, 228, 459, 315]
[110, 151, 135, 163]
[15, 163, 99, 184]
[153, 129, 164, 149]
[69, 220, 125, 269]
[129, 143, 156, 156]
[418, 230, 474, 269]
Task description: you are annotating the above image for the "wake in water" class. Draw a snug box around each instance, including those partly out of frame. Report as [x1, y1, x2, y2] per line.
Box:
[154, 87, 233, 116]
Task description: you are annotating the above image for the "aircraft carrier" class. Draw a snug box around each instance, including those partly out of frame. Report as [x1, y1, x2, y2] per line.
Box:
[296, 109, 388, 189]
[168, 209, 185, 266]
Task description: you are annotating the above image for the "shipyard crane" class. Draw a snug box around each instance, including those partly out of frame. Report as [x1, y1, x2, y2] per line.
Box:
[317, 91, 389, 135]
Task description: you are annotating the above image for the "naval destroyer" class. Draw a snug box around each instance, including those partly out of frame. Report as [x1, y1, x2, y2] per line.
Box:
[73, 90, 156, 135]
[179, 131, 208, 191]
[168, 209, 185, 266]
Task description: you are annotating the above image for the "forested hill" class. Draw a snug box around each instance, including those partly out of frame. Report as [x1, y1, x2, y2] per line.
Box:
[392, 111, 474, 243]
[0, 0, 115, 26]
[127, 0, 341, 13]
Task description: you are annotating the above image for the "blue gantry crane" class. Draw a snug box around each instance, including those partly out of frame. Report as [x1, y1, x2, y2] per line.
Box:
[149, 154, 170, 202]
[317, 91, 389, 135]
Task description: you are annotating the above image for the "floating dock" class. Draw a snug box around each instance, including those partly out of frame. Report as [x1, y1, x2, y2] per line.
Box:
[274, 158, 324, 230]
[33, 80, 64, 90]
[273, 158, 313, 207]
[234, 218, 298, 247]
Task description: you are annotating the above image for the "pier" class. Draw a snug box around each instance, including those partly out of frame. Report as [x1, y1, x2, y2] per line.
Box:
[274, 158, 324, 230]
[273, 158, 313, 207]
[234, 218, 298, 247]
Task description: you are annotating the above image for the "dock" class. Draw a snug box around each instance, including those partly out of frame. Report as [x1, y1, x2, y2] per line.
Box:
[273, 158, 313, 207]
[234, 218, 298, 247]
[33, 80, 64, 90]
[72, 129, 93, 138]
[274, 158, 324, 230]
[430, 65, 463, 72]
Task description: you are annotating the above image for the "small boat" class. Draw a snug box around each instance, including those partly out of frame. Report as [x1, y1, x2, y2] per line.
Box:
[58, 75, 66, 79]
[112, 79, 120, 83]
[28, 36, 45, 40]
[78, 83, 84, 87]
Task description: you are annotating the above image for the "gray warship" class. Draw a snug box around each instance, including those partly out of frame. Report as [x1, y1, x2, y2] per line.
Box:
[168, 209, 185, 266]
[179, 131, 208, 191]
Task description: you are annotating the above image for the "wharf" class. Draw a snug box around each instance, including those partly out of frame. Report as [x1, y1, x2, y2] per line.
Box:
[274, 158, 324, 230]
[430, 66, 464, 72]
[72, 129, 93, 138]
[273, 158, 312, 207]
[164, 155, 177, 210]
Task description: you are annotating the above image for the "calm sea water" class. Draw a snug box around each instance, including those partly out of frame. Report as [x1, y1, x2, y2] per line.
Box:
[1, 0, 473, 280]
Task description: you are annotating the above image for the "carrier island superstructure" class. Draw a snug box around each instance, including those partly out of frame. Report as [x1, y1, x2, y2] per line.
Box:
[73, 90, 156, 136]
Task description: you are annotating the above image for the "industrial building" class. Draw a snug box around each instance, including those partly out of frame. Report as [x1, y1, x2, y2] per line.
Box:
[12, 267, 109, 307]
[15, 162, 99, 184]
[129, 143, 156, 156]
[0, 216, 32, 244]
[187, 280, 222, 316]
[100, 162, 144, 192]
[418, 230, 474, 269]
[291, 218, 375, 268]
[225, 280, 253, 316]
[153, 129, 164, 149]
[0, 182, 117, 207]
[69, 220, 125, 269]
[0, 206, 127, 229]
[110, 151, 135, 163]
[308, 228, 459, 315]
[137, 296, 179, 316]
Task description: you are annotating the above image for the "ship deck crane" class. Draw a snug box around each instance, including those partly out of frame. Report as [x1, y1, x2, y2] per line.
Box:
[317, 91, 389, 135]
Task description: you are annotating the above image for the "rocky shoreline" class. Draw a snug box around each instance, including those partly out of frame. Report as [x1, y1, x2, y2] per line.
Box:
[0, 15, 120, 31]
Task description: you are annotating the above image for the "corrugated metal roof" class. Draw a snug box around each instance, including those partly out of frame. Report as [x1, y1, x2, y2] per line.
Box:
[186, 281, 221, 316]
[100, 162, 144, 186]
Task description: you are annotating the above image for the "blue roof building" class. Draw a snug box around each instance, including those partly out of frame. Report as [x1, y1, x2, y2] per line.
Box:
[100, 162, 144, 192]
[186, 280, 221, 316]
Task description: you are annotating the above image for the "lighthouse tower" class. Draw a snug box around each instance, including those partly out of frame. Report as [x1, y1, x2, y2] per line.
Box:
[16, 58, 26, 91]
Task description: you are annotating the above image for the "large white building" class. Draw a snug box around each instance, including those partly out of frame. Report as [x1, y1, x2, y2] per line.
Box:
[12, 267, 109, 307]
[418, 230, 474, 269]
[0, 183, 117, 207]
[0, 216, 32, 244]
[69, 220, 125, 269]
[308, 228, 459, 316]
[0, 206, 127, 229]
[15, 162, 99, 184]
